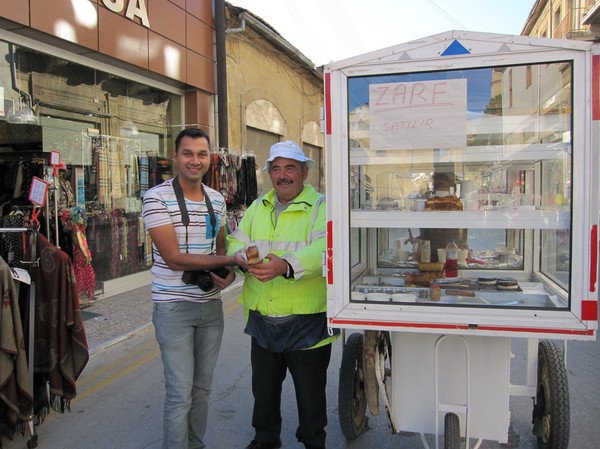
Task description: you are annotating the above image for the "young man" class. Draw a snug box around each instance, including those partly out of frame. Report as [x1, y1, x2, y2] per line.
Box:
[142, 127, 244, 449]
[226, 141, 338, 449]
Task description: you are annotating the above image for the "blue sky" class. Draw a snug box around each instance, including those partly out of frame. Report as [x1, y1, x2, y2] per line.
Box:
[229, 0, 537, 66]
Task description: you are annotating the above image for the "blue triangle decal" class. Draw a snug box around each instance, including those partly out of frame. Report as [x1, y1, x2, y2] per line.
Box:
[441, 39, 470, 56]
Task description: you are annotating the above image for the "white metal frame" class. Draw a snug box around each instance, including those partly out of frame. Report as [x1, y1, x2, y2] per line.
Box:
[325, 31, 598, 341]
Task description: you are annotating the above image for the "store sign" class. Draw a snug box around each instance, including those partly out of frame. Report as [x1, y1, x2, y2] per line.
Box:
[101, 0, 150, 28]
[368, 79, 467, 150]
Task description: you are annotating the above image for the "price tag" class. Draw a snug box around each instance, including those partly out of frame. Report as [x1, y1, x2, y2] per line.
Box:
[50, 150, 60, 166]
[10, 267, 31, 285]
[28, 176, 50, 207]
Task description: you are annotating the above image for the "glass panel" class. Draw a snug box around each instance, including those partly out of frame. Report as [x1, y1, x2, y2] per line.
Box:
[347, 61, 572, 309]
[0, 40, 183, 286]
[349, 227, 368, 282]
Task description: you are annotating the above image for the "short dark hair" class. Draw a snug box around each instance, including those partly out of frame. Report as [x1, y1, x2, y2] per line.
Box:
[432, 172, 455, 190]
[175, 128, 211, 153]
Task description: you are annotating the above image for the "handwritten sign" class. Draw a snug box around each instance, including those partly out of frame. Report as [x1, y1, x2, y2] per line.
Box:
[28, 176, 49, 207]
[50, 150, 61, 166]
[369, 79, 467, 150]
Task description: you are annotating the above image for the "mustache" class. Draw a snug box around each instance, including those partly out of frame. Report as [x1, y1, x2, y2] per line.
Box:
[276, 179, 293, 185]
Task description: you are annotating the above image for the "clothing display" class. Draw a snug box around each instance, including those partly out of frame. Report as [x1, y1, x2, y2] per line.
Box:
[25, 234, 89, 418]
[202, 150, 258, 233]
[0, 229, 88, 445]
[0, 138, 259, 290]
[203, 151, 257, 208]
[0, 256, 32, 440]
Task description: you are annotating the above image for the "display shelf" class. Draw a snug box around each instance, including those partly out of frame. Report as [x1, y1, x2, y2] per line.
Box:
[349, 142, 569, 166]
[350, 208, 570, 230]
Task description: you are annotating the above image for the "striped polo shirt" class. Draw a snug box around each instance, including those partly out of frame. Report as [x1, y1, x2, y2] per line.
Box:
[141, 178, 226, 302]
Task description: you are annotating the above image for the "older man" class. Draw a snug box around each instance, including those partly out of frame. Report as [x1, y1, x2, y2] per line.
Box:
[227, 141, 338, 449]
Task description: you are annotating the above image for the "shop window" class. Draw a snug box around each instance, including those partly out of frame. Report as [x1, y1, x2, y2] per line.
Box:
[0, 39, 182, 287]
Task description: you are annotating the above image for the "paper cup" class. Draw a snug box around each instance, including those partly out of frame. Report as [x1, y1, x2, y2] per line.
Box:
[415, 199, 427, 211]
[437, 249, 446, 263]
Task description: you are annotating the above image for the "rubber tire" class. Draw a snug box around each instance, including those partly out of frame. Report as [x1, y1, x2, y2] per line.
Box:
[533, 340, 570, 449]
[444, 412, 461, 449]
[339, 332, 368, 440]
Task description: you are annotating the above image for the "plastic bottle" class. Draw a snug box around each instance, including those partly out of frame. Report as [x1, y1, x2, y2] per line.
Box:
[445, 239, 459, 278]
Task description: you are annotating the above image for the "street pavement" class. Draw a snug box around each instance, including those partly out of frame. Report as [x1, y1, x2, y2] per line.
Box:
[2, 280, 599, 449]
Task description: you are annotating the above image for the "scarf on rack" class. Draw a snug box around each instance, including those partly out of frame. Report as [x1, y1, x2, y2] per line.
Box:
[23, 234, 89, 422]
[0, 256, 32, 439]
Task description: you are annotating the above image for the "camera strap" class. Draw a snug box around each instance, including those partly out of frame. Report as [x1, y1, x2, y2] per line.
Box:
[172, 176, 217, 253]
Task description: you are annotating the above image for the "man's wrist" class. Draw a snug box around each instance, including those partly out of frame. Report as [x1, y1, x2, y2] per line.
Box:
[283, 261, 294, 279]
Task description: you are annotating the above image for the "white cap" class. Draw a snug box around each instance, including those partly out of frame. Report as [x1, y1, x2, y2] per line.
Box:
[262, 140, 314, 171]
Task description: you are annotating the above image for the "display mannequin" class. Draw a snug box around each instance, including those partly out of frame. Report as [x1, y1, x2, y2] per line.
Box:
[60, 206, 96, 301]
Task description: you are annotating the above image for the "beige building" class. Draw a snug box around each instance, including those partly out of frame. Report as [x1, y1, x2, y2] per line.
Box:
[224, 3, 325, 194]
[522, 0, 598, 40]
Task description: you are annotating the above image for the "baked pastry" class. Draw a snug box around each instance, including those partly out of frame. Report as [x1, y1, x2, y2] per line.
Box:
[477, 277, 498, 286]
[497, 277, 519, 291]
[418, 262, 444, 272]
[404, 271, 442, 287]
[246, 245, 260, 264]
[425, 195, 463, 211]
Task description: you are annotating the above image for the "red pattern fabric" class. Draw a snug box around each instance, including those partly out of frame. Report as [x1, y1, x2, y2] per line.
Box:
[72, 233, 96, 300]
[25, 234, 89, 419]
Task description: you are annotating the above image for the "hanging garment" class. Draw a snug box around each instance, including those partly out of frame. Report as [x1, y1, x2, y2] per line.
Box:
[24, 234, 89, 419]
[96, 143, 110, 209]
[0, 256, 32, 439]
[139, 155, 149, 196]
[109, 141, 126, 200]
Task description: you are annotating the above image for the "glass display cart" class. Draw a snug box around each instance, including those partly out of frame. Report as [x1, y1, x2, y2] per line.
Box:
[324, 31, 599, 449]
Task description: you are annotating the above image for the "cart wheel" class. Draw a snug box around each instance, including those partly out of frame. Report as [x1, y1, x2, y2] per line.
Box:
[444, 412, 460, 449]
[532, 340, 570, 449]
[339, 332, 368, 440]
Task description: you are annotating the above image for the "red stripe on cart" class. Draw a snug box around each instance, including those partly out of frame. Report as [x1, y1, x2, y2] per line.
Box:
[326, 220, 333, 284]
[329, 318, 595, 336]
[582, 299, 598, 321]
[591, 224, 598, 292]
[324, 73, 332, 135]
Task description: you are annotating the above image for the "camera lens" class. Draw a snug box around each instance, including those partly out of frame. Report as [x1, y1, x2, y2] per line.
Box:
[197, 275, 214, 292]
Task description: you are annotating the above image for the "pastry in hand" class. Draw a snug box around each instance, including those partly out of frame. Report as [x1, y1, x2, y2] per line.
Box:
[246, 245, 260, 265]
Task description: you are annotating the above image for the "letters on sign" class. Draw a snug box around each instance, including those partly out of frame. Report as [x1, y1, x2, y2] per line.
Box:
[102, 0, 150, 28]
[368, 79, 467, 150]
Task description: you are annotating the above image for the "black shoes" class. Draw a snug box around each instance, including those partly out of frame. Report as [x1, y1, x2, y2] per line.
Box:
[244, 439, 282, 449]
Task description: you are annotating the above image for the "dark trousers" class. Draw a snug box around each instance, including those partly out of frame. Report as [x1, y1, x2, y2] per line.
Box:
[250, 337, 332, 448]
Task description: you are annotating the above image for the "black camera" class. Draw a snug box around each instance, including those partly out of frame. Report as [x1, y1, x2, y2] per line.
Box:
[182, 267, 230, 292]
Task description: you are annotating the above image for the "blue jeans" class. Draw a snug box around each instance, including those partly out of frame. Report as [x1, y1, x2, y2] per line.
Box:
[153, 300, 224, 449]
